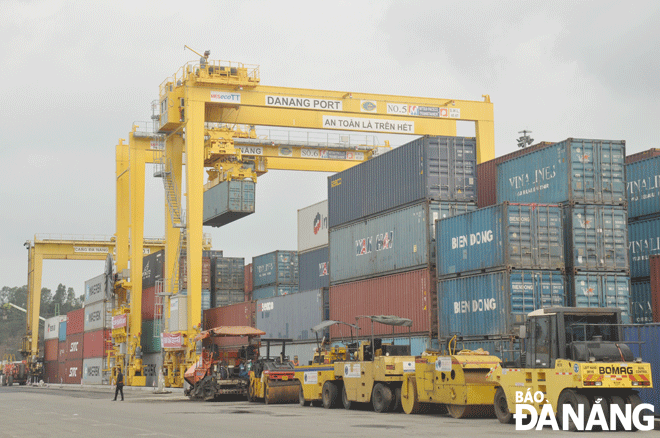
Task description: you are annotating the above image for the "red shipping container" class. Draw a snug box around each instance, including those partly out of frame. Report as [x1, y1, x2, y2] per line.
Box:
[203, 302, 255, 347]
[58, 341, 67, 363]
[65, 358, 83, 384]
[44, 360, 58, 383]
[44, 338, 59, 362]
[244, 264, 253, 294]
[651, 255, 660, 323]
[142, 286, 156, 320]
[329, 268, 435, 339]
[66, 308, 85, 335]
[66, 332, 84, 360]
[58, 361, 66, 384]
[477, 141, 555, 208]
[626, 148, 660, 164]
[83, 329, 111, 359]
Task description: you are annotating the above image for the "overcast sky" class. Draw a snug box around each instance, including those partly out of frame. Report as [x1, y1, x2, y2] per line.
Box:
[1, 1, 658, 297]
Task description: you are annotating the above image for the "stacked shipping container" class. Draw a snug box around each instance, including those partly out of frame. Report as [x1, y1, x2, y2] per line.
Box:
[252, 251, 299, 299]
[141, 251, 164, 355]
[298, 200, 329, 292]
[212, 257, 244, 307]
[43, 315, 67, 383]
[328, 136, 478, 340]
[497, 138, 631, 321]
[626, 154, 660, 323]
[65, 308, 84, 384]
[82, 273, 113, 384]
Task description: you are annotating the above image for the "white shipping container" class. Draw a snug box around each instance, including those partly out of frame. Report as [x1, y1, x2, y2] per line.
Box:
[85, 273, 107, 305]
[169, 295, 188, 332]
[44, 315, 67, 341]
[298, 200, 329, 253]
[84, 301, 112, 332]
[82, 357, 109, 385]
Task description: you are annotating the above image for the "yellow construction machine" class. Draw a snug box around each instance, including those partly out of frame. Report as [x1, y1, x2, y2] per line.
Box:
[296, 320, 360, 407]
[489, 307, 653, 431]
[400, 345, 501, 418]
[247, 339, 299, 404]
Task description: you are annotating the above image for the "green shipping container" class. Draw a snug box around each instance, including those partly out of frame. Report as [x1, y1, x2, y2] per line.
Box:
[141, 320, 161, 353]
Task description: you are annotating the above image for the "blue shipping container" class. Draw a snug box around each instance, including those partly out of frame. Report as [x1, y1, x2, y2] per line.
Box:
[298, 246, 329, 292]
[564, 205, 628, 272]
[631, 279, 653, 324]
[58, 321, 67, 342]
[328, 136, 477, 228]
[203, 179, 255, 227]
[497, 138, 626, 205]
[567, 272, 630, 322]
[623, 325, 660, 412]
[628, 216, 660, 278]
[330, 201, 476, 285]
[626, 155, 660, 219]
[437, 203, 564, 277]
[438, 270, 565, 339]
[252, 250, 299, 288]
[252, 285, 299, 301]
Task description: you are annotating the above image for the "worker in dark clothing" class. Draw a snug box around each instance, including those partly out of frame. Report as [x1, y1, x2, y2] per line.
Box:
[113, 370, 124, 401]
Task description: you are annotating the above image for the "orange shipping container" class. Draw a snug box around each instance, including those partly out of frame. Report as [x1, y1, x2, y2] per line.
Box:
[44, 338, 58, 362]
[66, 308, 85, 335]
[83, 329, 111, 359]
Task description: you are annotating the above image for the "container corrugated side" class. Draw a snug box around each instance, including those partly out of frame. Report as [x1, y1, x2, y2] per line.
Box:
[298, 200, 329, 253]
[203, 302, 256, 347]
[58, 361, 66, 383]
[142, 286, 156, 320]
[567, 272, 630, 322]
[252, 285, 298, 300]
[64, 358, 83, 384]
[652, 255, 660, 322]
[497, 138, 626, 205]
[328, 136, 477, 228]
[44, 338, 59, 361]
[623, 325, 660, 412]
[477, 142, 555, 208]
[437, 203, 564, 277]
[626, 155, 660, 219]
[83, 329, 111, 359]
[44, 360, 59, 384]
[438, 270, 565, 339]
[564, 205, 628, 272]
[203, 179, 255, 227]
[299, 246, 329, 291]
[180, 256, 211, 290]
[245, 264, 253, 294]
[141, 320, 161, 354]
[168, 294, 188, 332]
[44, 315, 67, 341]
[82, 357, 108, 385]
[628, 216, 660, 278]
[58, 341, 67, 363]
[213, 289, 244, 307]
[66, 308, 85, 335]
[66, 332, 84, 360]
[84, 300, 112, 332]
[626, 148, 660, 164]
[58, 321, 66, 342]
[142, 250, 164, 290]
[329, 268, 435, 338]
[252, 250, 299, 288]
[631, 279, 653, 324]
[212, 257, 245, 290]
[256, 289, 325, 341]
[84, 273, 107, 305]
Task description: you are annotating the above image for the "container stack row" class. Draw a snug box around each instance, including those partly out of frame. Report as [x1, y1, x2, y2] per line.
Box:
[626, 153, 660, 322]
[43, 315, 67, 384]
[251, 250, 299, 300]
[141, 250, 164, 372]
[82, 273, 113, 384]
[212, 256, 244, 308]
[327, 136, 478, 343]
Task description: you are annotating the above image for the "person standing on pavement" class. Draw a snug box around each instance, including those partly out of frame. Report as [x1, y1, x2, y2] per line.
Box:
[113, 370, 124, 401]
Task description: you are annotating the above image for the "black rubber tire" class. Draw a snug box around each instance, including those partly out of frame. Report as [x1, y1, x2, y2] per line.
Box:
[299, 385, 310, 407]
[247, 383, 255, 402]
[587, 394, 609, 431]
[494, 387, 513, 424]
[626, 393, 645, 432]
[372, 383, 393, 413]
[390, 387, 401, 412]
[264, 385, 271, 404]
[7, 375, 13, 386]
[342, 384, 352, 410]
[557, 390, 591, 432]
[609, 395, 626, 431]
[322, 381, 339, 409]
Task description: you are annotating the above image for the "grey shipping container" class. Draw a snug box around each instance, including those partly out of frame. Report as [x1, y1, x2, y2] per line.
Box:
[82, 357, 109, 385]
[628, 216, 660, 278]
[438, 270, 565, 339]
[212, 257, 245, 290]
[328, 136, 477, 228]
[84, 274, 108, 305]
[567, 272, 630, 323]
[203, 250, 224, 259]
[213, 289, 244, 307]
[436, 203, 564, 277]
[84, 301, 112, 332]
[626, 155, 660, 220]
[623, 325, 660, 412]
[631, 279, 654, 324]
[298, 246, 329, 292]
[497, 138, 626, 205]
[142, 250, 164, 289]
[330, 200, 477, 285]
[203, 179, 255, 227]
[256, 289, 327, 341]
[252, 285, 298, 300]
[252, 250, 298, 288]
[564, 205, 628, 272]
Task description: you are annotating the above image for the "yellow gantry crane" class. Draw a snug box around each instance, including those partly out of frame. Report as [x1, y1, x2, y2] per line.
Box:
[146, 50, 495, 387]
